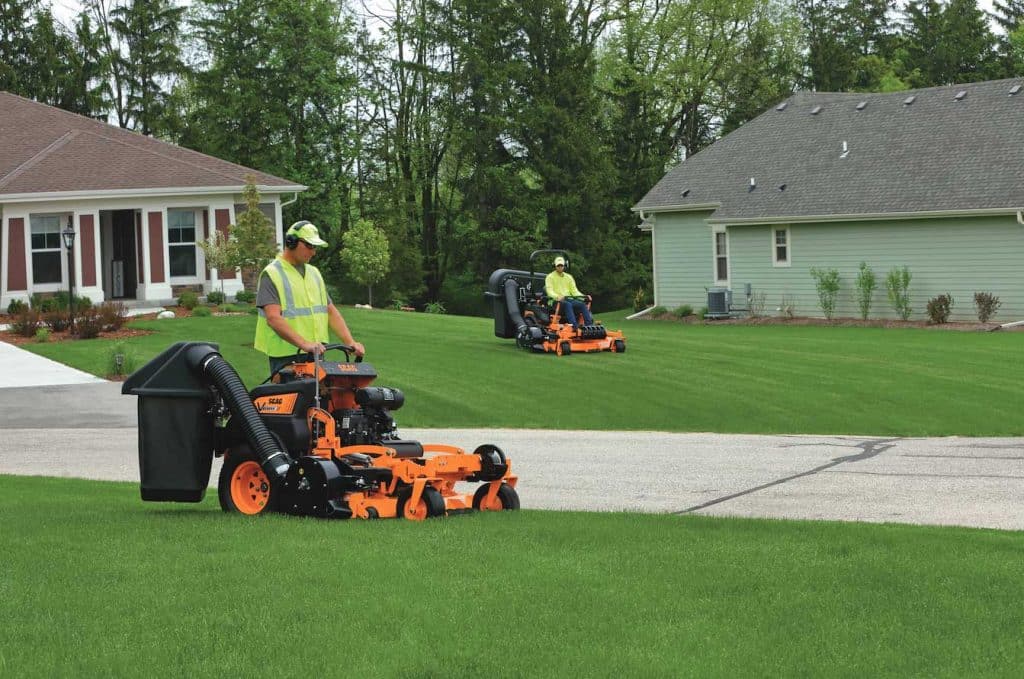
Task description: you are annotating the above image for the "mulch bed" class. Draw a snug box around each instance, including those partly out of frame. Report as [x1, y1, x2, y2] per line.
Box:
[638, 312, 1014, 332]
[0, 326, 154, 347]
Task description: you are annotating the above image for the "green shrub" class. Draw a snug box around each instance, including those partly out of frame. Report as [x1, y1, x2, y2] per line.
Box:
[633, 287, 652, 312]
[11, 308, 41, 337]
[648, 305, 667, 316]
[855, 262, 876, 320]
[106, 341, 138, 377]
[234, 289, 256, 304]
[206, 290, 226, 305]
[810, 267, 841, 320]
[423, 301, 446, 314]
[29, 292, 46, 310]
[925, 294, 954, 324]
[886, 266, 913, 321]
[40, 291, 92, 312]
[74, 307, 103, 339]
[672, 305, 694, 318]
[974, 292, 1001, 323]
[97, 301, 128, 331]
[178, 290, 199, 310]
[43, 310, 71, 332]
[39, 296, 62, 313]
[192, 305, 212, 317]
[248, 306, 259, 315]
[7, 299, 28, 315]
[33, 327, 50, 343]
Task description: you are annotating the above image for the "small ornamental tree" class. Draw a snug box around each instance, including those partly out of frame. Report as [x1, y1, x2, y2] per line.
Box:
[886, 266, 913, 321]
[855, 261, 877, 320]
[198, 229, 238, 297]
[339, 218, 391, 306]
[810, 267, 841, 320]
[228, 176, 278, 292]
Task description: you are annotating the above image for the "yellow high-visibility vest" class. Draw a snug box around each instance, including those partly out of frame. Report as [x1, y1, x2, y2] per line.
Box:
[254, 256, 329, 357]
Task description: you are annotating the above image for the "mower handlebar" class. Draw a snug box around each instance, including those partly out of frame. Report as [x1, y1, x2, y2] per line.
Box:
[310, 343, 362, 363]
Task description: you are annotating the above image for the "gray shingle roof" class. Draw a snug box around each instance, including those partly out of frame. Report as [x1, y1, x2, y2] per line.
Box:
[633, 78, 1024, 221]
[0, 91, 303, 196]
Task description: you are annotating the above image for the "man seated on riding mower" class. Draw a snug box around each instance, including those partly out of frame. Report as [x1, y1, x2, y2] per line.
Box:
[545, 255, 593, 331]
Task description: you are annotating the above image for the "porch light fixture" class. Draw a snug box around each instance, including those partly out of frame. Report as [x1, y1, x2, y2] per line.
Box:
[62, 217, 76, 332]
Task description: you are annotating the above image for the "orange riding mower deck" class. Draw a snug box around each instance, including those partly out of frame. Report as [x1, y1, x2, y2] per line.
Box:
[122, 342, 518, 520]
[485, 249, 626, 356]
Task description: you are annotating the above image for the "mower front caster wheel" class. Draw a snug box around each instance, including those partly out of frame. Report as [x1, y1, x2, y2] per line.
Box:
[613, 339, 626, 353]
[473, 483, 520, 511]
[398, 486, 446, 520]
[558, 341, 572, 356]
[218, 449, 277, 515]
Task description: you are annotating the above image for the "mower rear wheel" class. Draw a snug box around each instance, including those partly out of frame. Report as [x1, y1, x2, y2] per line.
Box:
[473, 483, 520, 511]
[398, 486, 446, 520]
[219, 449, 276, 515]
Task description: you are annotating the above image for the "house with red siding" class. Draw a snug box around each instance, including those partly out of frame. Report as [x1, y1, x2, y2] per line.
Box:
[0, 92, 305, 309]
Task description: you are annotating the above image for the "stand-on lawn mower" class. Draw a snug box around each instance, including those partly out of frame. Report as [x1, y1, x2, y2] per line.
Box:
[485, 249, 626, 356]
[122, 342, 518, 520]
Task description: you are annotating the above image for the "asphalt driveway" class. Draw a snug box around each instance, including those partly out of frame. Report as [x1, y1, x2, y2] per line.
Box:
[1, 380, 1022, 530]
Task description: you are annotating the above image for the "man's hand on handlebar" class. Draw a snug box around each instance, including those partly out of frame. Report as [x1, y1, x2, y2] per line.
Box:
[298, 340, 326, 355]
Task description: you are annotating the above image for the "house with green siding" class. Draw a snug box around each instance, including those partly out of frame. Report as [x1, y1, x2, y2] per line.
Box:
[632, 78, 1024, 323]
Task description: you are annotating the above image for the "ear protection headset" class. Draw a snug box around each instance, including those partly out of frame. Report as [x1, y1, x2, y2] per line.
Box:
[284, 220, 312, 249]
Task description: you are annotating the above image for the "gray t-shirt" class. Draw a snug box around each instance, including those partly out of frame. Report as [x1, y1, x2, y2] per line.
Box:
[256, 263, 334, 308]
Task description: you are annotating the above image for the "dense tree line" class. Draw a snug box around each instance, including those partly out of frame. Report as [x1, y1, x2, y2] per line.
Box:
[3, 0, 1023, 312]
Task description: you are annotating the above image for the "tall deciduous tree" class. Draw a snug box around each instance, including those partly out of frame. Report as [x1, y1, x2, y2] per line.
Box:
[109, 0, 186, 135]
[943, 0, 997, 82]
[184, 0, 359, 273]
[799, 0, 854, 90]
[990, 0, 1024, 32]
[0, 0, 39, 95]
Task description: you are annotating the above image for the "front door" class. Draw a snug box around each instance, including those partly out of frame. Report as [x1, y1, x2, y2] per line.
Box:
[110, 210, 137, 299]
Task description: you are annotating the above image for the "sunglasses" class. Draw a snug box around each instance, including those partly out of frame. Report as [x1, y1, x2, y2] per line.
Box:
[300, 240, 317, 250]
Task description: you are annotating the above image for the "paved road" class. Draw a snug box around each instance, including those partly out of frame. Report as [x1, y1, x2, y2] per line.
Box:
[1, 382, 1022, 530]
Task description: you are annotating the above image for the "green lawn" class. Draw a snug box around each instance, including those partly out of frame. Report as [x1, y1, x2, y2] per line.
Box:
[1, 475, 1021, 677]
[21, 308, 1024, 436]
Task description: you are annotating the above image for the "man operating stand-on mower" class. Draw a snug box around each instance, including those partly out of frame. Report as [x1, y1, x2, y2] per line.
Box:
[255, 220, 365, 373]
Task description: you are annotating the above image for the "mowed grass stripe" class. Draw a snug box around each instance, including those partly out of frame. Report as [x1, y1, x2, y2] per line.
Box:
[20, 309, 1024, 435]
[1, 476, 1022, 676]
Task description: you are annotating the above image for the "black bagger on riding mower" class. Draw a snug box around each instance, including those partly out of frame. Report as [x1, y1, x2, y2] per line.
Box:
[122, 341, 518, 520]
[485, 249, 626, 355]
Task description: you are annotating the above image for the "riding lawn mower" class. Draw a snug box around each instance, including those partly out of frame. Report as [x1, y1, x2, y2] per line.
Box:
[122, 342, 518, 520]
[486, 249, 626, 356]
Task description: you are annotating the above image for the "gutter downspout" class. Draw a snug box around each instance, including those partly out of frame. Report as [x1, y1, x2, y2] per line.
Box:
[1017, 210, 1023, 225]
[281, 192, 299, 208]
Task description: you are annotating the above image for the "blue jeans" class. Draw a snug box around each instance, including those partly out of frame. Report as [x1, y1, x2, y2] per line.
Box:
[557, 299, 593, 329]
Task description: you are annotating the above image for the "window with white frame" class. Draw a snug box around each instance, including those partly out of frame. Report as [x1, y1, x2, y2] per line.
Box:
[773, 227, 790, 267]
[168, 209, 198, 277]
[714, 230, 729, 282]
[30, 215, 63, 284]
